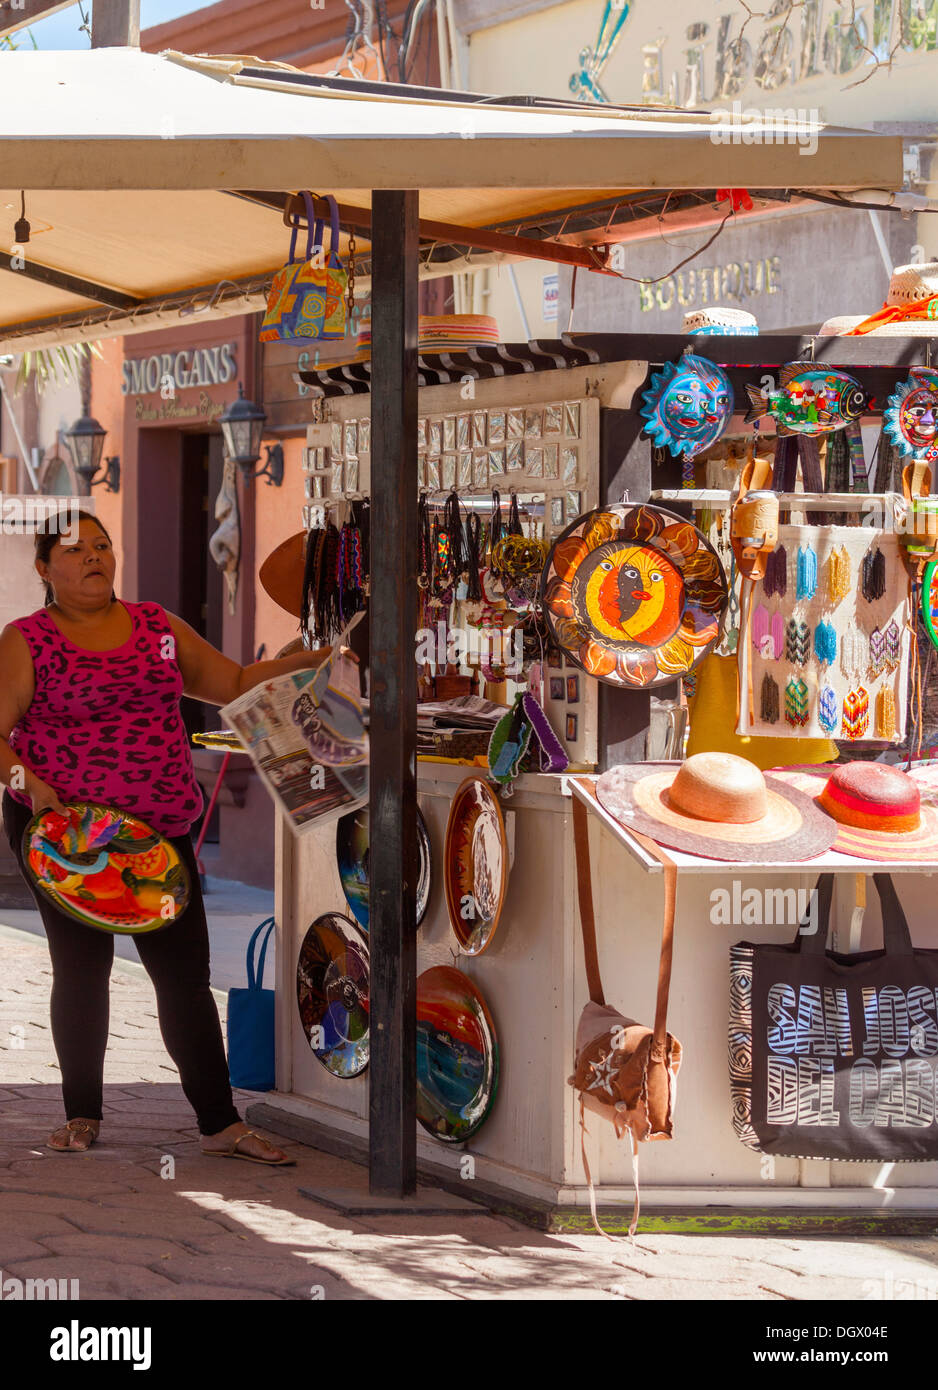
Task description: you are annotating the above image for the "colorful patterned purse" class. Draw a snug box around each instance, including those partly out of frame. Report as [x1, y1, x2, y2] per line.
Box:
[259, 191, 347, 344]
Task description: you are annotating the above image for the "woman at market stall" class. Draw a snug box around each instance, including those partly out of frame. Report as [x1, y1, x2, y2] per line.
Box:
[0, 508, 335, 1162]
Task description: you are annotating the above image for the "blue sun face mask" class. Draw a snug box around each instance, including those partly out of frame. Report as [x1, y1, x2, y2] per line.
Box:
[639, 353, 734, 460]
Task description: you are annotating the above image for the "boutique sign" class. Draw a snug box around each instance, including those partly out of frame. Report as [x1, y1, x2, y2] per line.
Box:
[121, 342, 237, 397]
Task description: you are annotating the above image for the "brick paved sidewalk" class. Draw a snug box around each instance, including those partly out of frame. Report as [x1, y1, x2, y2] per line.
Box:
[3, 922, 938, 1301]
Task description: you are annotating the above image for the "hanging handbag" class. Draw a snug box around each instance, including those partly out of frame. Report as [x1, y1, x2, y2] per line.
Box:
[259, 191, 347, 344]
[569, 791, 682, 1237]
[227, 917, 276, 1092]
[730, 873, 938, 1161]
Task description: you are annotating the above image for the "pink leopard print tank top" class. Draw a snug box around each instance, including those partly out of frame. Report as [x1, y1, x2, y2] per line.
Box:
[7, 600, 204, 837]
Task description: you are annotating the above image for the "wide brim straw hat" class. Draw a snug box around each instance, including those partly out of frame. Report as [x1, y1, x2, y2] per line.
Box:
[819, 261, 938, 336]
[772, 762, 938, 863]
[259, 531, 307, 618]
[595, 752, 838, 862]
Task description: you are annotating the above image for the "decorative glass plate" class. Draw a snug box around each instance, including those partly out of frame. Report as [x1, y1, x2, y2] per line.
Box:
[416, 965, 499, 1143]
[23, 801, 189, 935]
[335, 806, 431, 932]
[443, 776, 508, 956]
[296, 912, 370, 1078]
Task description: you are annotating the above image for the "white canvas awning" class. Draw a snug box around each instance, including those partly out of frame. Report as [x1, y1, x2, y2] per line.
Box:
[0, 47, 906, 351]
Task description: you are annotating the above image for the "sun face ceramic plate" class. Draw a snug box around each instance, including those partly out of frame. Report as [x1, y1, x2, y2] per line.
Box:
[296, 912, 370, 1078]
[443, 777, 508, 956]
[541, 504, 727, 689]
[23, 801, 189, 934]
[335, 806, 431, 931]
[416, 966, 499, 1143]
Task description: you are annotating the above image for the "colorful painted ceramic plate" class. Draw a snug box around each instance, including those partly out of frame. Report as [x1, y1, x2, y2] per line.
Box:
[23, 801, 189, 934]
[416, 965, 499, 1143]
[541, 504, 727, 689]
[335, 806, 431, 931]
[443, 776, 508, 956]
[922, 557, 938, 653]
[296, 912, 370, 1078]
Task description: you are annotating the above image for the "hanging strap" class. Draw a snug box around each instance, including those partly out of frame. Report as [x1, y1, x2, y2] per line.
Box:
[322, 194, 343, 269]
[288, 190, 318, 265]
[246, 917, 276, 991]
[571, 786, 677, 1049]
[797, 874, 914, 958]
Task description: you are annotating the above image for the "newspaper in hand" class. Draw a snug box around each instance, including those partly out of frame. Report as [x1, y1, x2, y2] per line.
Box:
[221, 652, 368, 835]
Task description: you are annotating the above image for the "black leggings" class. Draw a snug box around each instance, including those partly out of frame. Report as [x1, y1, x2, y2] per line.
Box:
[3, 791, 240, 1135]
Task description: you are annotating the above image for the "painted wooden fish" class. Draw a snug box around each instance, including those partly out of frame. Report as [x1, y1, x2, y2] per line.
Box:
[744, 362, 871, 435]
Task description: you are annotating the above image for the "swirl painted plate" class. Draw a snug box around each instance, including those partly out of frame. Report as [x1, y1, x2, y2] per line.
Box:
[540, 504, 727, 688]
[922, 557, 938, 653]
[443, 776, 508, 956]
[416, 966, 499, 1143]
[296, 912, 370, 1078]
[23, 801, 189, 934]
[335, 806, 431, 931]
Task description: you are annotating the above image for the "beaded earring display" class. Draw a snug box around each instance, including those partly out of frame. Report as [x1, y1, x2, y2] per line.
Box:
[784, 676, 809, 726]
[827, 545, 851, 604]
[842, 686, 870, 739]
[785, 618, 809, 665]
[876, 686, 897, 740]
[818, 683, 838, 733]
[861, 545, 886, 602]
[796, 544, 818, 600]
[760, 673, 780, 723]
[841, 628, 869, 683]
[814, 619, 837, 667]
[762, 546, 787, 598]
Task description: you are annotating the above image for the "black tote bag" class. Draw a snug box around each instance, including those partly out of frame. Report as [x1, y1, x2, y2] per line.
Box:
[730, 874, 938, 1161]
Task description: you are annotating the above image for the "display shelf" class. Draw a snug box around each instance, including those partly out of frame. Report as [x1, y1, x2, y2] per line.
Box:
[567, 776, 938, 877]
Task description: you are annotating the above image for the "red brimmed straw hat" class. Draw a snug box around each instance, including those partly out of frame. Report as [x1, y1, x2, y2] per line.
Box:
[772, 762, 938, 862]
[595, 752, 837, 862]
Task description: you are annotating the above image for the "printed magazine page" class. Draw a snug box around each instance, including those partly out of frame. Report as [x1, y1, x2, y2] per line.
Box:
[221, 655, 368, 835]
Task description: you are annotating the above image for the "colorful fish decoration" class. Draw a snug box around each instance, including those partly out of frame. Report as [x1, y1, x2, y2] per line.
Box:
[744, 362, 871, 436]
[639, 353, 733, 460]
[884, 367, 938, 462]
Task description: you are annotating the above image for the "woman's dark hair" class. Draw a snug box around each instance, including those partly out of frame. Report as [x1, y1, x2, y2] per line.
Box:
[34, 508, 114, 606]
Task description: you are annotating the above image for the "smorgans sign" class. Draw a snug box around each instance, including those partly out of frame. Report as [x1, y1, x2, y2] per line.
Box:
[121, 342, 237, 397]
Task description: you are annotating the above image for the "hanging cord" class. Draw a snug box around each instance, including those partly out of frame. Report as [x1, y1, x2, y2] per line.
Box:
[508, 490, 523, 536]
[300, 527, 324, 642]
[417, 491, 432, 588]
[444, 490, 467, 578]
[465, 510, 483, 601]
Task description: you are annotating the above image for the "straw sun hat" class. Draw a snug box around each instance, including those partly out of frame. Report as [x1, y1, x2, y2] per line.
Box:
[819, 261, 938, 337]
[595, 751, 837, 862]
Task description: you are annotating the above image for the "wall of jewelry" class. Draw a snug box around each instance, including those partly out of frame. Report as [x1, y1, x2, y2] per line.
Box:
[301, 368, 602, 766]
[677, 433, 912, 742]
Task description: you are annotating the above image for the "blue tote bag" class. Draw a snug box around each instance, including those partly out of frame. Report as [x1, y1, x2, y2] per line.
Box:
[227, 917, 276, 1092]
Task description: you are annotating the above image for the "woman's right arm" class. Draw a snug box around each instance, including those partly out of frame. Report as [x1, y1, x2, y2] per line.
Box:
[0, 625, 67, 815]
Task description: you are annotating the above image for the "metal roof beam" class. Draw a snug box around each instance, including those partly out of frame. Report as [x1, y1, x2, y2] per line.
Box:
[0, 253, 140, 312]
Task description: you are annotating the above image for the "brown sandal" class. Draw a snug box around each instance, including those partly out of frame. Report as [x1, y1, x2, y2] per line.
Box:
[201, 1130, 296, 1166]
[47, 1119, 99, 1152]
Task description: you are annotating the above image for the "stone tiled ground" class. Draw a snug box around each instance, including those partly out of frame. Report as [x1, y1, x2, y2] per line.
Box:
[3, 922, 938, 1300]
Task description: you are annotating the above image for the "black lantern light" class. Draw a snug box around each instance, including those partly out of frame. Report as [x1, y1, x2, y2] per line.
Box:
[64, 414, 108, 495]
[219, 383, 268, 479]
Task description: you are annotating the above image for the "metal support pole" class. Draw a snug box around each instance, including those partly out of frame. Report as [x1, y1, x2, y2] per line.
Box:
[368, 190, 419, 1196]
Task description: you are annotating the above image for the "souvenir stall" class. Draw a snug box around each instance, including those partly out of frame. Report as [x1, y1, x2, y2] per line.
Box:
[0, 46, 922, 1230]
[252, 300, 938, 1232]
